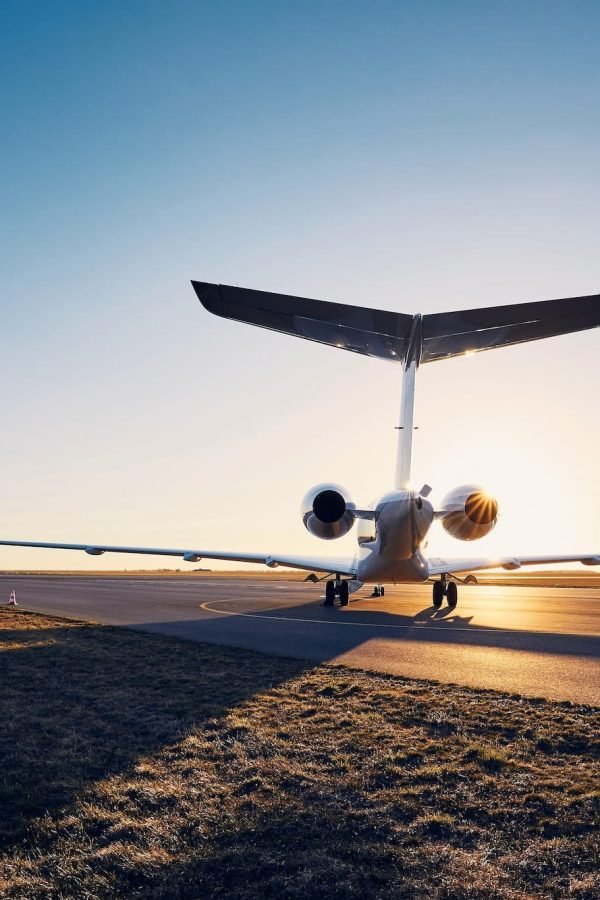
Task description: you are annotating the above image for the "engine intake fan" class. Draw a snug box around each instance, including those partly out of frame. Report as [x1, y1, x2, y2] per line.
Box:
[301, 483, 356, 540]
[440, 484, 498, 541]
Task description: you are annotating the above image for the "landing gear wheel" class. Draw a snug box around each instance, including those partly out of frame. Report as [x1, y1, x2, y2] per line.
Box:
[339, 581, 349, 607]
[324, 580, 335, 607]
[379, 586, 385, 597]
[432, 581, 444, 608]
[447, 581, 458, 608]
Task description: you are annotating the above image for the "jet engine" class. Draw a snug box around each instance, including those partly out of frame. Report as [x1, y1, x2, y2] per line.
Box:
[301, 483, 356, 540]
[440, 484, 498, 541]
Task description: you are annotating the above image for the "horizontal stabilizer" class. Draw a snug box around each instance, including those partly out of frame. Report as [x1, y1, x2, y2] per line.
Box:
[193, 282, 600, 365]
[421, 292, 600, 362]
[192, 281, 413, 362]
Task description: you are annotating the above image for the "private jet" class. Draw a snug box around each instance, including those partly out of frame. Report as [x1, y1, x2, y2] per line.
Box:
[2, 283, 599, 607]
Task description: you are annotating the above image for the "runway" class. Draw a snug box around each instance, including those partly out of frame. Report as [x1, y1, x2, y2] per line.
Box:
[2, 575, 599, 705]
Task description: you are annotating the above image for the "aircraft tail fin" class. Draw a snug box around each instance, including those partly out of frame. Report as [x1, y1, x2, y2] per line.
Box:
[193, 282, 600, 365]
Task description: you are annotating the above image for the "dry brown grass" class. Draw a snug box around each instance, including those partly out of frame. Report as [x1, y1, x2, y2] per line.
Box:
[0, 607, 598, 899]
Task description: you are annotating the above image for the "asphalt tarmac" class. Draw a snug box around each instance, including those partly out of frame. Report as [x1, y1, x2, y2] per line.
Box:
[2, 576, 599, 705]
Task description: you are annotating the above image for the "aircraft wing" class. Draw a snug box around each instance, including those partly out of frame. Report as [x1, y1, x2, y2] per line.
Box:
[427, 554, 600, 576]
[0, 539, 357, 576]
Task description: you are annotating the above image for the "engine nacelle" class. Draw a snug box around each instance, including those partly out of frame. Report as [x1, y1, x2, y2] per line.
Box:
[301, 483, 356, 540]
[440, 484, 498, 541]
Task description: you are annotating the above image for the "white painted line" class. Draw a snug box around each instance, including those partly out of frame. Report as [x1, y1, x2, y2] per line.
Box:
[199, 599, 600, 638]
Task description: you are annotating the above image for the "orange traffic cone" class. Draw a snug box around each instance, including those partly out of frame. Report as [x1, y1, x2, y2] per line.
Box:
[8, 590, 17, 606]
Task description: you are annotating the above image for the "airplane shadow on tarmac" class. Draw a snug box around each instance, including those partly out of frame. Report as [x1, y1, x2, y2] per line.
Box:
[132, 594, 600, 661]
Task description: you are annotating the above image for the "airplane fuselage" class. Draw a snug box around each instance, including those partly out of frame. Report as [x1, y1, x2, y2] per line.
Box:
[354, 490, 434, 584]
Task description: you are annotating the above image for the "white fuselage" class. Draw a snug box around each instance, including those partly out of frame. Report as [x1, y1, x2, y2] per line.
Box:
[354, 490, 434, 584]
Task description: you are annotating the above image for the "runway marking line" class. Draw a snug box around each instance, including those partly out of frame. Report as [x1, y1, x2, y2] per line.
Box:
[199, 598, 600, 639]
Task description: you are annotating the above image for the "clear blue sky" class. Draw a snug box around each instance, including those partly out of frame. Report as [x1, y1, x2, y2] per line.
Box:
[1, 1, 599, 568]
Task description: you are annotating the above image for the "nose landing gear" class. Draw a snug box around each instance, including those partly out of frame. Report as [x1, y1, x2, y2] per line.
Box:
[432, 576, 458, 608]
[324, 576, 349, 607]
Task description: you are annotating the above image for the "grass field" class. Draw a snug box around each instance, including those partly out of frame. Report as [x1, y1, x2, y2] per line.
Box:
[1, 608, 598, 899]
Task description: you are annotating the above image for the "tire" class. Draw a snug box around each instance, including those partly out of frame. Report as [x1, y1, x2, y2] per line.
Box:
[324, 581, 335, 606]
[433, 581, 444, 608]
[447, 581, 458, 607]
[380, 586, 385, 597]
[339, 581, 349, 606]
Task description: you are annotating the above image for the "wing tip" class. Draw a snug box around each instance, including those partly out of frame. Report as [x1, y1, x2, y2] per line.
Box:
[191, 281, 223, 313]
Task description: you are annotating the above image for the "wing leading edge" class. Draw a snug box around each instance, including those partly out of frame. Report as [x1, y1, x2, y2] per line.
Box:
[0, 539, 357, 576]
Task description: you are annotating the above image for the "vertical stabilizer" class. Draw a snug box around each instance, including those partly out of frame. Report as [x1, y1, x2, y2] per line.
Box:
[395, 361, 416, 489]
[394, 316, 422, 489]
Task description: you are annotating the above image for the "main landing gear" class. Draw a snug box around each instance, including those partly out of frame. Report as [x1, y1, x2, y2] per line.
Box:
[432, 576, 458, 609]
[324, 575, 349, 607]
